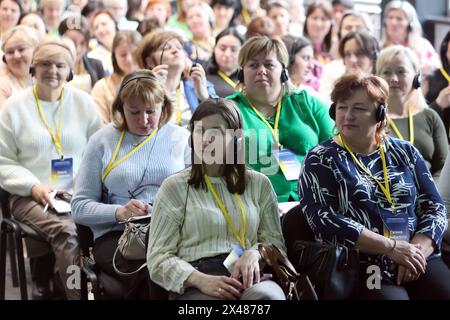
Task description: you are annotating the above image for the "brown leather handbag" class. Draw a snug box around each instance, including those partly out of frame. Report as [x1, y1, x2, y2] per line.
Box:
[258, 243, 318, 300]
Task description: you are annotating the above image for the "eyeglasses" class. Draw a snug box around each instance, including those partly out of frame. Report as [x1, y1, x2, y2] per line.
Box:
[189, 44, 199, 75]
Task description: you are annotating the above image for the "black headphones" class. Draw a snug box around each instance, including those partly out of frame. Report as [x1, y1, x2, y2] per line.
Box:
[237, 64, 289, 84]
[2, 55, 6, 64]
[329, 102, 387, 123]
[412, 73, 421, 89]
[29, 65, 74, 82]
[119, 70, 168, 106]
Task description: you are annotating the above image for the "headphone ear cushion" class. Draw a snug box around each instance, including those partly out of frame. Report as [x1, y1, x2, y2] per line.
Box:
[413, 74, 421, 89]
[67, 70, 74, 82]
[376, 104, 387, 123]
[280, 68, 289, 83]
[329, 103, 336, 121]
[29, 66, 35, 76]
[2, 55, 6, 64]
[237, 68, 244, 82]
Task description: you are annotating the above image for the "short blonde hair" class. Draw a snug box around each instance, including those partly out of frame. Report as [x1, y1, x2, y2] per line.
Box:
[1, 25, 38, 52]
[376, 45, 427, 110]
[31, 37, 76, 69]
[111, 69, 173, 131]
[238, 35, 289, 69]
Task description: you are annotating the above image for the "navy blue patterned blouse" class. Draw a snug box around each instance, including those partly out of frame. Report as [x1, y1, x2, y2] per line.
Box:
[298, 137, 448, 273]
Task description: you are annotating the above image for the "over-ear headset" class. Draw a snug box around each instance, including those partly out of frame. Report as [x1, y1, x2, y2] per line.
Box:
[412, 73, 421, 89]
[2, 55, 5, 64]
[29, 65, 74, 82]
[329, 102, 387, 123]
[237, 63, 289, 83]
[119, 70, 168, 106]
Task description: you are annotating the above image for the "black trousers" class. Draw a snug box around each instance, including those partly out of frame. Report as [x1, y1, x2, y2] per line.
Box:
[93, 231, 149, 300]
[355, 257, 450, 300]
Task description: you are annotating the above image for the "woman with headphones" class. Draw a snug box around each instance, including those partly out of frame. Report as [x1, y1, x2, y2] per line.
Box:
[72, 69, 191, 299]
[381, 0, 440, 74]
[298, 72, 450, 300]
[147, 98, 286, 300]
[0, 25, 37, 107]
[227, 36, 334, 202]
[377, 45, 448, 179]
[0, 38, 103, 299]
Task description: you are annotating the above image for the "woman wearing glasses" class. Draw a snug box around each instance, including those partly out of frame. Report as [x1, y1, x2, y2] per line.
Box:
[0, 38, 103, 299]
[72, 69, 191, 299]
[136, 29, 218, 128]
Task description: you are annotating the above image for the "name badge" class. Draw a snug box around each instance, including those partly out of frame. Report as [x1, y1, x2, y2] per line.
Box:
[383, 216, 409, 241]
[51, 157, 73, 190]
[272, 148, 302, 181]
[223, 244, 244, 273]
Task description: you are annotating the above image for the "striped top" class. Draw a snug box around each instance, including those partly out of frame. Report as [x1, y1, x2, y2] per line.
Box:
[147, 168, 285, 294]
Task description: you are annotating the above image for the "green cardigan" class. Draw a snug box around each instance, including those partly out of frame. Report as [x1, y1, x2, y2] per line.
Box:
[227, 90, 334, 202]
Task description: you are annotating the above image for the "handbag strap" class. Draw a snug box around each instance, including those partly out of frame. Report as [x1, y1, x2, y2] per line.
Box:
[112, 246, 147, 276]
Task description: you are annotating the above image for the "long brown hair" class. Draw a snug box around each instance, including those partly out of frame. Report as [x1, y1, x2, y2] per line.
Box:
[188, 98, 247, 194]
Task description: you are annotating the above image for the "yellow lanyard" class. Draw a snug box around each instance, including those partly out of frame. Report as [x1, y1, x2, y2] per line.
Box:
[176, 87, 182, 126]
[245, 96, 283, 148]
[102, 129, 157, 182]
[33, 86, 65, 158]
[338, 133, 393, 208]
[440, 67, 450, 83]
[204, 174, 247, 249]
[387, 107, 414, 143]
[217, 71, 237, 89]
[242, 9, 251, 25]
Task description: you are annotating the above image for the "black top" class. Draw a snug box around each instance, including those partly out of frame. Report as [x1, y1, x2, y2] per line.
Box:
[205, 70, 239, 98]
[425, 69, 450, 142]
[82, 55, 106, 87]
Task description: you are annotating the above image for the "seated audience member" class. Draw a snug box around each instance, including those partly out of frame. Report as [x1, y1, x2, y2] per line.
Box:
[286, 0, 305, 37]
[59, 16, 106, 93]
[234, 0, 265, 28]
[320, 31, 379, 103]
[205, 27, 244, 98]
[281, 35, 315, 93]
[298, 73, 450, 300]
[0, 0, 22, 37]
[72, 69, 190, 299]
[267, 0, 290, 37]
[320, 10, 373, 101]
[135, 29, 218, 127]
[211, 0, 237, 36]
[87, 10, 117, 75]
[423, 30, 450, 142]
[91, 30, 141, 122]
[147, 98, 286, 300]
[40, 0, 65, 36]
[227, 36, 334, 202]
[103, 0, 138, 31]
[0, 38, 103, 299]
[377, 46, 448, 179]
[145, 0, 172, 28]
[245, 15, 276, 39]
[184, 1, 216, 65]
[0, 26, 37, 107]
[137, 17, 163, 36]
[381, 0, 441, 74]
[18, 12, 47, 41]
[166, 0, 197, 40]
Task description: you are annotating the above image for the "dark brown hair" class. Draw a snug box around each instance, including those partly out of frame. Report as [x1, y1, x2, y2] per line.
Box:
[188, 98, 247, 194]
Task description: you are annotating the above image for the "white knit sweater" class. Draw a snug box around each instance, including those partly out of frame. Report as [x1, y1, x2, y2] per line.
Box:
[0, 86, 103, 195]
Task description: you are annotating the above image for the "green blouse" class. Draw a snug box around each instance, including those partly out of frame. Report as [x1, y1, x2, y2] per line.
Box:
[227, 90, 334, 202]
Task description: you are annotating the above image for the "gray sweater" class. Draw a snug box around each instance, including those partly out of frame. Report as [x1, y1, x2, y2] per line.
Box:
[71, 123, 191, 240]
